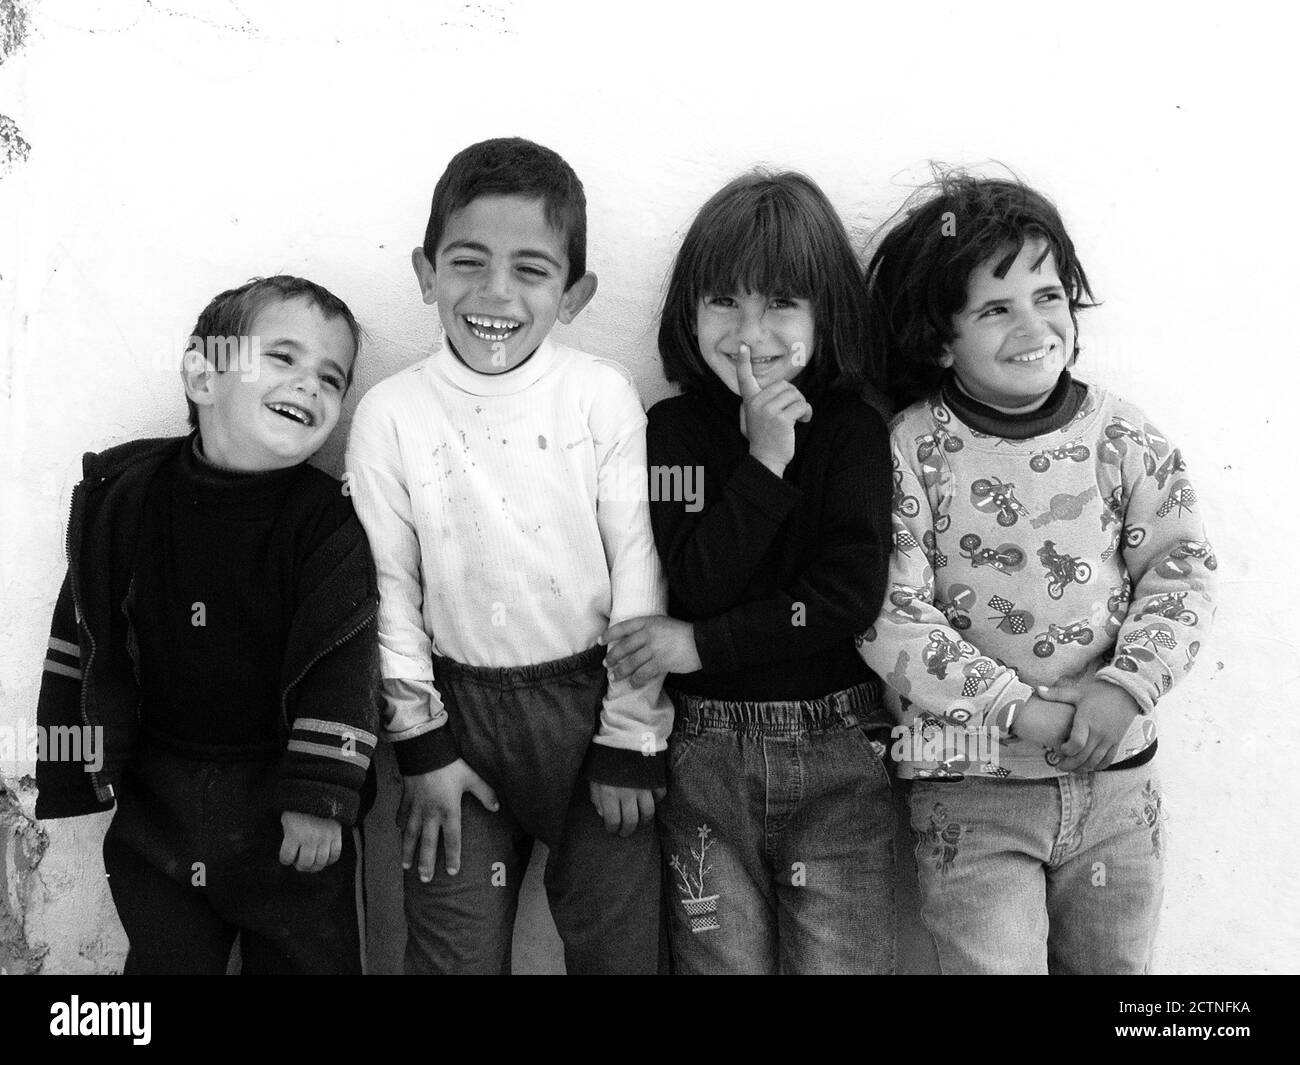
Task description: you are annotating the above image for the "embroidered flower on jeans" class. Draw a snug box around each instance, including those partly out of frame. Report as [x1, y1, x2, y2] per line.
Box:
[916, 801, 970, 875]
[1131, 780, 1164, 859]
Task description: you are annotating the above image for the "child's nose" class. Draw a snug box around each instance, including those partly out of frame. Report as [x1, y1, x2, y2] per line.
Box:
[480, 265, 514, 301]
[736, 308, 767, 345]
[291, 368, 319, 396]
[1014, 309, 1051, 340]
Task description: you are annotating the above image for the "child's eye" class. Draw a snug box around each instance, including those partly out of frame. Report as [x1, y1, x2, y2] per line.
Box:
[704, 295, 736, 308]
[1037, 290, 1065, 303]
[322, 375, 343, 391]
[450, 258, 482, 269]
[267, 351, 292, 363]
[768, 297, 798, 310]
[518, 264, 549, 279]
[978, 306, 1007, 319]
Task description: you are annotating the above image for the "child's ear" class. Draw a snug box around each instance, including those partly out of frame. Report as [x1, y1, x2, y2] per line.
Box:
[556, 271, 597, 325]
[411, 247, 438, 305]
[937, 345, 955, 369]
[181, 348, 217, 416]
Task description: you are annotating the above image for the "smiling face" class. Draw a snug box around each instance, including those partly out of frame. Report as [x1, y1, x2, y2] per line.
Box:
[940, 237, 1075, 412]
[415, 194, 594, 374]
[696, 291, 815, 395]
[189, 297, 356, 471]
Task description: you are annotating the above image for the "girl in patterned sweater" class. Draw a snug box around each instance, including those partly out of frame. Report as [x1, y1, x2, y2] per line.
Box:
[858, 173, 1216, 974]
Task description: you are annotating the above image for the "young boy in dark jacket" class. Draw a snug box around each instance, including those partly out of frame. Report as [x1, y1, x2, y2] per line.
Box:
[35, 275, 381, 974]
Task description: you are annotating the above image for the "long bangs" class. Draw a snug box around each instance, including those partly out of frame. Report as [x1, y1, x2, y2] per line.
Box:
[683, 187, 824, 303]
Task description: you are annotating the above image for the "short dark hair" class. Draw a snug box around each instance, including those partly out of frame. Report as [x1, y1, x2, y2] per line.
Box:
[421, 137, 587, 289]
[657, 169, 882, 405]
[863, 170, 1097, 411]
[184, 275, 362, 429]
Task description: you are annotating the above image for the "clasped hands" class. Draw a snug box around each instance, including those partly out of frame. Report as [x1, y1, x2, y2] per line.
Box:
[1014, 676, 1142, 773]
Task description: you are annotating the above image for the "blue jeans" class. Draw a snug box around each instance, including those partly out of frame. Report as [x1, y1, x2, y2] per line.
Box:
[909, 765, 1165, 974]
[661, 683, 896, 974]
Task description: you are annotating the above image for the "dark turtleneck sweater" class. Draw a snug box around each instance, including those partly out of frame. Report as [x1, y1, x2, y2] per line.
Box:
[646, 373, 893, 702]
[130, 437, 343, 758]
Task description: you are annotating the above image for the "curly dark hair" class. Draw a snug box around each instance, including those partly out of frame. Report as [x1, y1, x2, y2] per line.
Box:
[864, 170, 1097, 411]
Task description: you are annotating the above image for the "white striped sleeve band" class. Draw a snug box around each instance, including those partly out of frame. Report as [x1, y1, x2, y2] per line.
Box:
[287, 719, 377, 769]
[44, 637, 81, 680]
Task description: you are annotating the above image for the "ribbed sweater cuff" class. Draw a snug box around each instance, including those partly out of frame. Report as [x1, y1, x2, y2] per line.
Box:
[583, 743, 667, 789]
[393, 725, 460, 775]
[692, 616, 736, 675]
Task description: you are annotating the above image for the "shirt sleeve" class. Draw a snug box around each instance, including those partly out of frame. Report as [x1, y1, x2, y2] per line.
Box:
[274, 509, 382, 826]
[344, 391, 455, 775]
[584, 369, 673, 789]
[1093, 414, 1218, 711]
[856, 436, 1034, 732]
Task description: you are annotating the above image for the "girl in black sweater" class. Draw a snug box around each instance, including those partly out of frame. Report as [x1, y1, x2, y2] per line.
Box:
[602, 171, 896, 973]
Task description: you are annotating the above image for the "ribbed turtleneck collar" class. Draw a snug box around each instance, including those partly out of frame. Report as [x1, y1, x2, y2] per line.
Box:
[942, 371, 1087, 439]
[696, 365, 829, 418]
[430, 334, 559, 397]
[183, 432, 305, 507]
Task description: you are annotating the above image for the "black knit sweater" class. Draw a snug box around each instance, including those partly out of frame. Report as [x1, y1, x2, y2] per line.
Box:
[647, 374, 892, 701]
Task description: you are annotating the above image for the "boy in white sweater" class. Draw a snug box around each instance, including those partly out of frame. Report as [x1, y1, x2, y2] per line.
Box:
[345, 138, 671, 973]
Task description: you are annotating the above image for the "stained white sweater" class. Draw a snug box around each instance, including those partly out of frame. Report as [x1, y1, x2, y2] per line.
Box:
[344, 336, 671, 761]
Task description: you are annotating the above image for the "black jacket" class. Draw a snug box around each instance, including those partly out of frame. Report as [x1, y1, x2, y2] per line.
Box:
[34, 435, 381, 826]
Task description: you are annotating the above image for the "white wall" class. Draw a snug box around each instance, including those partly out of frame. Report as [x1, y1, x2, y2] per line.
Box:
[2, 0, 1296, 974]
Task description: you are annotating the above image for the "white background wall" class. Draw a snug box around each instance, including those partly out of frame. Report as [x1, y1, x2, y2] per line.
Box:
[2, 0, 1297, 974]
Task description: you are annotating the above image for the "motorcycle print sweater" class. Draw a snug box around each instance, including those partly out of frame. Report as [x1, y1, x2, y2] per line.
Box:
[857, 373, 1217, 780]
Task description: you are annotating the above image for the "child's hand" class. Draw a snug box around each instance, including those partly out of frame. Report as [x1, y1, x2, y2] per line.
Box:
[279, 811, 342, 874]
[601, 615, 701, 687]
[398, 759, 500, 881]
[589, 782, 667, 837]
[1010, 694, 1077, 750]
[736, 343, 812, 476]
[1036, 678, 1141, 773]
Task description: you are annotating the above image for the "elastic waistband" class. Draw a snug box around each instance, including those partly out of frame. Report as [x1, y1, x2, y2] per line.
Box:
[432, 645, 604, 690]
[670, 681, 881, 737]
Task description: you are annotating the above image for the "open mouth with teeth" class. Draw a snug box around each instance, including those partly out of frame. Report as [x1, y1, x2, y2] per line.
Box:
[464, 314, 524, 343]
[266, 401, 316, 427]
[1007, 341, 1064, 366]
[725, 351, 783, 367]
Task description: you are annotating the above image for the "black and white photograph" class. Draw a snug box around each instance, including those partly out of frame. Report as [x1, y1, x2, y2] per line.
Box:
[0, 0, 1292, 1032]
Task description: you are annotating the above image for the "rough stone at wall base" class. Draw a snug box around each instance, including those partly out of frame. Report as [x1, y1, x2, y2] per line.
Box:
[0, 774, 50, 975]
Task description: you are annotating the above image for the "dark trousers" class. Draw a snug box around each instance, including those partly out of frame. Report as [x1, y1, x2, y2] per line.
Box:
[403, 647, 661, 975]
[102, 745, 363, 974]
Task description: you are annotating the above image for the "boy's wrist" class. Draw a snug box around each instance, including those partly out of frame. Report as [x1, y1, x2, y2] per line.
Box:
[583, 742, 667, 791]
[392, 725, 460, 776]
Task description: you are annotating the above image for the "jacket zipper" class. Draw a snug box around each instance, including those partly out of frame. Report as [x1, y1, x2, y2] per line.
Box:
[279, 603, 378, 734]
